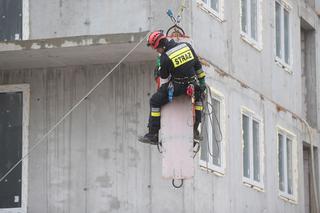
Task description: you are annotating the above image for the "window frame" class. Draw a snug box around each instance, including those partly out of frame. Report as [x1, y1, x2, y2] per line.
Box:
[240, 0, 263, 50]
[274, 0, 292, 72]
[199, 87, 226, 176]
[277, 126, 298, 203]
[241, 107, 264, 190]
[197, 0, 224, 22]
[0, 84, 29, 213]
[22, 0, 30, 40]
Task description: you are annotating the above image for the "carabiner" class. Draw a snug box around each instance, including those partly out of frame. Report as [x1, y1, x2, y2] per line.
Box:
[172, 179, 184, 188]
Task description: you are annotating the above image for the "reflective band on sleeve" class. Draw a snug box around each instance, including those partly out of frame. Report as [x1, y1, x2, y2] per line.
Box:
[151, 112, 161, 117]
[195, 106, 203, 111]
[198, 72, 206, 78]
[196, 69, 203, 74]
[151, 107, 160, 112]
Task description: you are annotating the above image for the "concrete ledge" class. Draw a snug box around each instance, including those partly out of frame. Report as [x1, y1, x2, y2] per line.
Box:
[299, 3, 317, 30]
[0, 31, 156, 70]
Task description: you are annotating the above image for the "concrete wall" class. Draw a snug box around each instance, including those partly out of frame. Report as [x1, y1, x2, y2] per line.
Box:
[27, 0, 189, 40]
[28, 0, 151, 39]
[1, 0, 319, 212]
[0, 62, 155, 213]
[0, 60, 319, 213]
[190, 0, 320, 125]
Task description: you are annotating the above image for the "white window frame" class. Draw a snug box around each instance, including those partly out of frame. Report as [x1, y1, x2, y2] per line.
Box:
[22, 0, 30, 40]
[241, 107, 264, 190]
[277, 126, 298, 203]
[0, 84, 29, 213]
[240, 0, 263, 50]
[199, 87, 226, 175]
[274, 0, 292, 72]
[196, 0, 224, 22]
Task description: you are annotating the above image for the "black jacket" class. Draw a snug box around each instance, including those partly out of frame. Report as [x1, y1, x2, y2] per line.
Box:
[159, 40, 202, 80]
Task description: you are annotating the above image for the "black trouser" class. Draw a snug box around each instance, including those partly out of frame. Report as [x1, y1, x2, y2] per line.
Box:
[148, 82, 203, 133]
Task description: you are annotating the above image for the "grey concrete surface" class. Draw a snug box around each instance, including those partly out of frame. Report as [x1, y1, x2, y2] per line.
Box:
[0, 0, 319, 212]
[28, 0, 150, 39]
[0, 60, 318, 213]
[0, 32, 155, 70]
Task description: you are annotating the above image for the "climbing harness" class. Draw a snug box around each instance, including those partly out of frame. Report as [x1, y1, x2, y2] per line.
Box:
[172, 76, 197, 85]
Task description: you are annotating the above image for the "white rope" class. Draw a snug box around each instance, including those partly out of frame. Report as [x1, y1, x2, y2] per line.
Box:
[0, 33, 149, 183]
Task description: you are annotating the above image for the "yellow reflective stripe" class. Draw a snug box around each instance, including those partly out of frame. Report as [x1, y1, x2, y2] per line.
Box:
[166, 43, 187, 56]
[151, 112, 161, 117]
[196, 69, 204, 74]
[168, 46, 190, 59]
[195, 106, 203, 111]
[171, 50, 194, 68]
[197, 72, 206, 78]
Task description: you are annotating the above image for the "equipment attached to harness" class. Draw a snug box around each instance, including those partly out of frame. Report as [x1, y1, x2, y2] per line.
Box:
[166, 8, 189, 40]
[166, 9, 181, 25]
[168, 82, 174, 102]
[186, 84, 195, 97]
[167, 76, 196, 103]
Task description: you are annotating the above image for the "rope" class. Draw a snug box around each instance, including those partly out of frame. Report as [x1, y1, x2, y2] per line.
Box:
[0, 33, 149, 183]
[200, 85, 223, 159]
[176, 0, 186, 23]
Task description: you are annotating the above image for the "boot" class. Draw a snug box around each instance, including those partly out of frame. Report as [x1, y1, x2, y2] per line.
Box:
[138, 128, 159, 145]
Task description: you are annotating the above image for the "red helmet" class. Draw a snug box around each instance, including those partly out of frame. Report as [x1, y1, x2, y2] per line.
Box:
[147, 31, 166, 49]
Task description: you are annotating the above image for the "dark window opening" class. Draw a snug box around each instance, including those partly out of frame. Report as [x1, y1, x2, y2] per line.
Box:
[0, 0, 22, 41]
[0, 92, 23, 208]
[303, 143, 319, 213]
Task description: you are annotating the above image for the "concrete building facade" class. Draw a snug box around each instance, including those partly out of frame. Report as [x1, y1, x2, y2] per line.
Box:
[0, 0, 320, 212]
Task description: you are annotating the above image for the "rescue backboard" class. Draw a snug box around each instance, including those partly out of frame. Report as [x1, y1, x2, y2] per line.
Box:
[160, 95, 194, 180]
